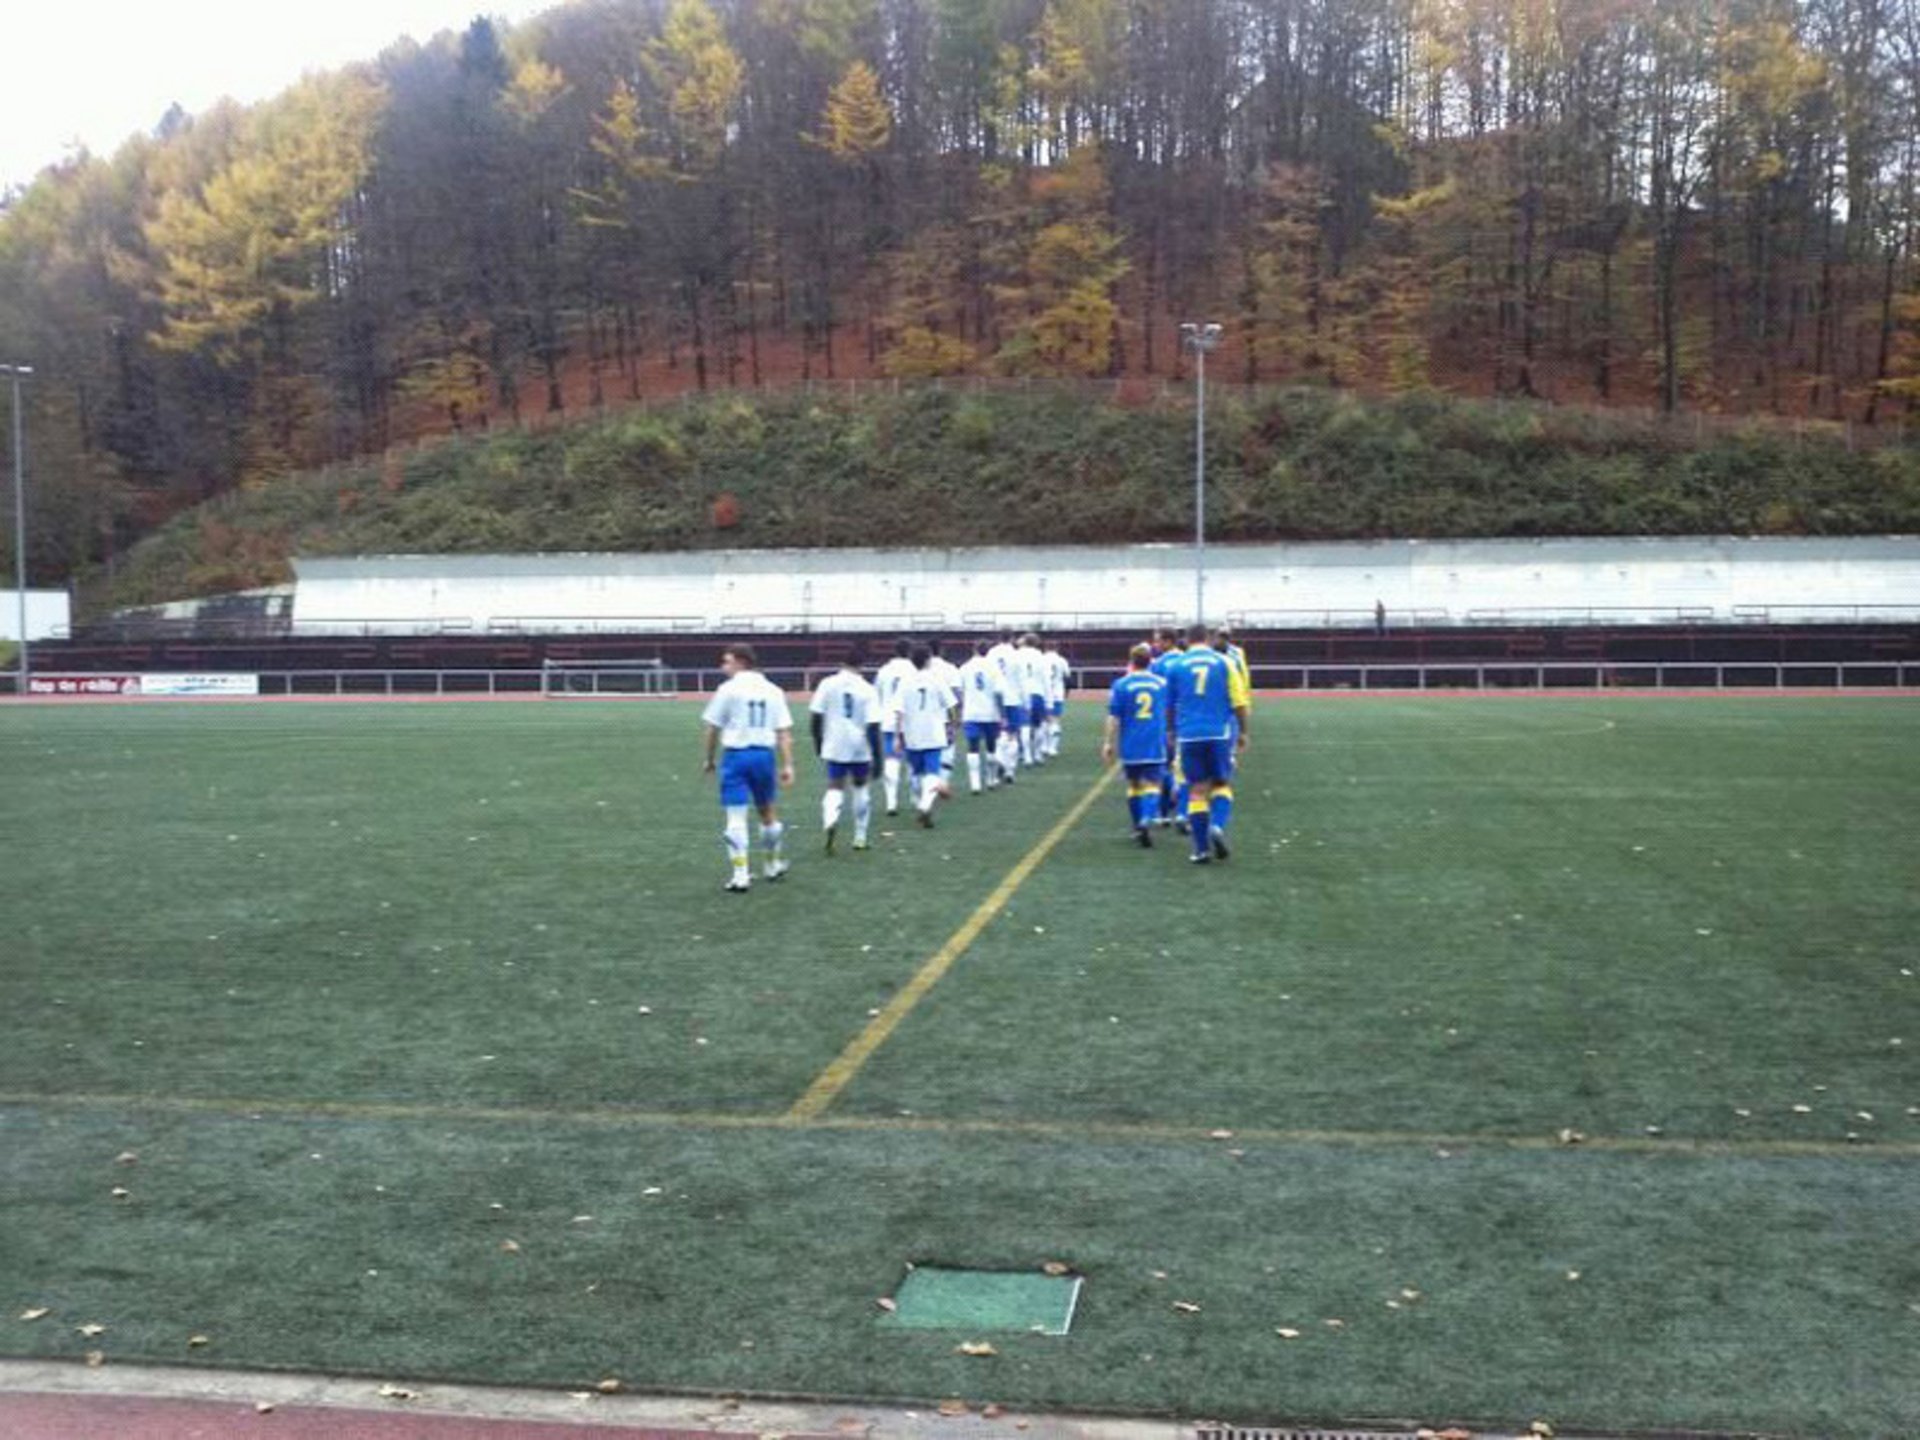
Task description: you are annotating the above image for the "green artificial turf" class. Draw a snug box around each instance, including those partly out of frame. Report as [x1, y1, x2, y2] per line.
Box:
[3, 696, 1918, 1438]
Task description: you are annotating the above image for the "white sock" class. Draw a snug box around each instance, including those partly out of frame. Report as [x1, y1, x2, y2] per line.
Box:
[761, 820, 785, 871]
[822, 789, 844, 834]
[966, 752, 983, 791]
[917, 774, 939, 813]
[1021, 727, 1035, 763]
[1000, 735, 1018, 777]
[852, 785, 872, 842]
[723, 806, 750, 880]
[883, 756, 901, 810]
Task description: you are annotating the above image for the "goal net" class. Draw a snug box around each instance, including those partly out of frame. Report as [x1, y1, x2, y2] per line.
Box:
[541, 658, 681, 698]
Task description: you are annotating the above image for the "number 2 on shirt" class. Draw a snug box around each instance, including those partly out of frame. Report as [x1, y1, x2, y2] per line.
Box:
[1134, 690, 1155, 721]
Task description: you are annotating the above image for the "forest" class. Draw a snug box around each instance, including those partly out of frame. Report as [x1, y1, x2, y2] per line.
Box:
[3, 0, 1920, 592]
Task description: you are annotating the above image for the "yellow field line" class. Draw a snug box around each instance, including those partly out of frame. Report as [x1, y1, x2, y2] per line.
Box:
[782, 763, 1120, 1122]
[3, 1089, 1916, 1160]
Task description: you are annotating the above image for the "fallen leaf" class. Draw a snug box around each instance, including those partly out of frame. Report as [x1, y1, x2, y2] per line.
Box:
[500, 1239, 521, 1253]
[1274, 1327, 1301, 1339]
[84, 1351, 105, 1368]
[187, 1335, 210, 1348]
[982, 1404, 1006, 1420]
[571, 1215, 595, 1224]
[110, 1187, 130, 1200]
[570, 1392, 595, 1402]
[1040, 1261, 1071, 1276]
[1439, 1429, 1474, 1440]
[1171, 1300, 1201, 1314]
[18, 1309, 49, 1322]
[377, 1384, 418, 1401]
[833, 1420, 865, 1434]
[1556, 1128, 1585, 1146]
[114, 1152, 138, 1166]
[1791, 1104, 1812, 1114]
[75, 1323, 106, 1338]
[1565, 1270, 1582, 1282]
[1530, 1422, 1554, 1438]
[596, 1377, 624, 1394]
[1323, 1318, 1346, 1329]
[938, 1399, 969, 1418]
[1400, 1288, 1422, 1301]
[1207, 1129, 1234, 1140]
[956, 1341, 998, 1357]
[875, 1297, 898, 1313]
[255, 1402, 275, 1414]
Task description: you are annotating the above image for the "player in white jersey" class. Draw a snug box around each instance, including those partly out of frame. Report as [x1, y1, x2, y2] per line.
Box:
[985, 633, 1025, 782]
[925, 640, 964, 791]
[700, 643, 795, 893]
[1016, 633, 1050, 765]
[890, 644, 958, 827]
[808, 645, 883, 854]
[1042, 639, 1072, 758]
[872, 638, 919, 815]
[956, 639, 1008, 793]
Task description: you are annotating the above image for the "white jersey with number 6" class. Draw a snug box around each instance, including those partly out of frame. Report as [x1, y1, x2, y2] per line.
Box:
[809, 671, 881, 764]
[957, 655, 1004, 723]
[702, 672, 792, 749]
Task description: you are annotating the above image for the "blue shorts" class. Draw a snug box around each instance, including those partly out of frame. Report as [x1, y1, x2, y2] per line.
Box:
[1178, 737, 1235, 785]
[1003, 703, 1029, 730]
[1123, 761, 1165, 786]
[826, 760, 872, 784]
[882, 731, 903, 759]
[1027, 694, 1047, 719]
[720, 747, 778, 807]
[906, 747, 945, 778]
[963, 720, 1001, 747]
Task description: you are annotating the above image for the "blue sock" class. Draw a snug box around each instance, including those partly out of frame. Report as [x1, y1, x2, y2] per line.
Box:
[1210, 791, 1233, 833]
[1188, 807, 1211, 857]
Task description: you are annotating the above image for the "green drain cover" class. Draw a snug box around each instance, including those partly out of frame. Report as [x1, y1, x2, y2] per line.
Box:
[878, 1267, 1081, 1335]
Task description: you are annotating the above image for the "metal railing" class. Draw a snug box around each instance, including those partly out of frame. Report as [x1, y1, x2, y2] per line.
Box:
[11, 659, 1918, 698]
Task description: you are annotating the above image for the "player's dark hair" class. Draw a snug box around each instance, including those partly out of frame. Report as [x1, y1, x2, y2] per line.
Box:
[1186, 622, 1210, 645]
[724, 642, 758, 668]
[910, 643, 932, 668]
[893, 637, 912, 658]
[928, 638, 944, 659]
[975, 639, 991, 656]
[842, 642, 866, 668]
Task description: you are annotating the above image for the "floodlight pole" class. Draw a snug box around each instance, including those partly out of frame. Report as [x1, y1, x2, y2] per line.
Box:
[1180, 324, 1222, 627]
[1, 364, 30, 697]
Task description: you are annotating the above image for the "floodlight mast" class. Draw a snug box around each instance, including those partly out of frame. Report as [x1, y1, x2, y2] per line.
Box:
[0, 363, 31, 696]
[1178, 324, 1222, 627]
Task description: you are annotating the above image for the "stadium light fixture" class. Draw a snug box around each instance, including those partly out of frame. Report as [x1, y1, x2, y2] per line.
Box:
[1, 363, 31, 697]
[1179, 324, 1223, 626]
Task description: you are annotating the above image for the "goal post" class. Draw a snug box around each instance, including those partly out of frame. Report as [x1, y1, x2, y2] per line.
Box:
[541, 658, 681, 698]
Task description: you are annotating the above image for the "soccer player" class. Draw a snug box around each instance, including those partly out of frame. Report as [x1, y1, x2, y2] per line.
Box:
[1166, 622, 1250, 863]
[926, 640, 964, 791]
[1042, 639, 1072, 758]
[1102, 644, 1170, 847]
[809, 646, 883, 854]
[1150, 630, 1189, 829]
[873, 638, 918, 815]
[986, 631, 1025, 782]
[957, 639, 1006, 793]
[1017, 633, 1050, 766]
[891, 644, 958, 827]
[700, 643, 796, 893]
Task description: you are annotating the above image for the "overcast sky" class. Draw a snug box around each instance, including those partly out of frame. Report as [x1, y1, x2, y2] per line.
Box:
[2, 1, 555, 192]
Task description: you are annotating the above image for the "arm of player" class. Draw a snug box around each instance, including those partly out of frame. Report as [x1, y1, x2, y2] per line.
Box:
[702, 723, 720, 773]
[1228, 654, 1252, 749]
[1101, 711, 1119, 765]
[809, 711, 825, 757]
[866, 721, 883, 769]
[776, 724, 795, 787]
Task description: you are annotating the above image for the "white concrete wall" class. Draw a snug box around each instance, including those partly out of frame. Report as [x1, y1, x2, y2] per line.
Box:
[0, 589, 70, 641]
[290, 537, 1920, 633]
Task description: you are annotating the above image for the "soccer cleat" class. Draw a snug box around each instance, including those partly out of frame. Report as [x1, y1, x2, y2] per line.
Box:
[823, 826, 837, 855]
[852, 839, 870, 851]
[1188, 852, 1211, 865]
[765, 860, 790, 882]
[723, 876, 751, 894]
[886, 806, 899, 817]
[916, 809, 935, 829]
[1211, 830, 1231, 861]
[1135, 826, 1154, 848]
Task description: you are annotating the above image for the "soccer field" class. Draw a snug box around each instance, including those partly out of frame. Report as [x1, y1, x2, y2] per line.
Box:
[3, 695, 1917, 1437]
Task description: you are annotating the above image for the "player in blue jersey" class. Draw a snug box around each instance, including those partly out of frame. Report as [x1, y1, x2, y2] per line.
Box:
[1166, 623, 1250, 864]
[1102, 644, 1171, 847]
[1149, 631, 1189, 830]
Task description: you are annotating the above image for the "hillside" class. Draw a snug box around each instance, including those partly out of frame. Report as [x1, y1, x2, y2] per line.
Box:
[91, 385, 1920, 615]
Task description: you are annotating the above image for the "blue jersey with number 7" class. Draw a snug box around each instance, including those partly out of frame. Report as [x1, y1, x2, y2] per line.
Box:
[1169, 645, 1241, 742]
